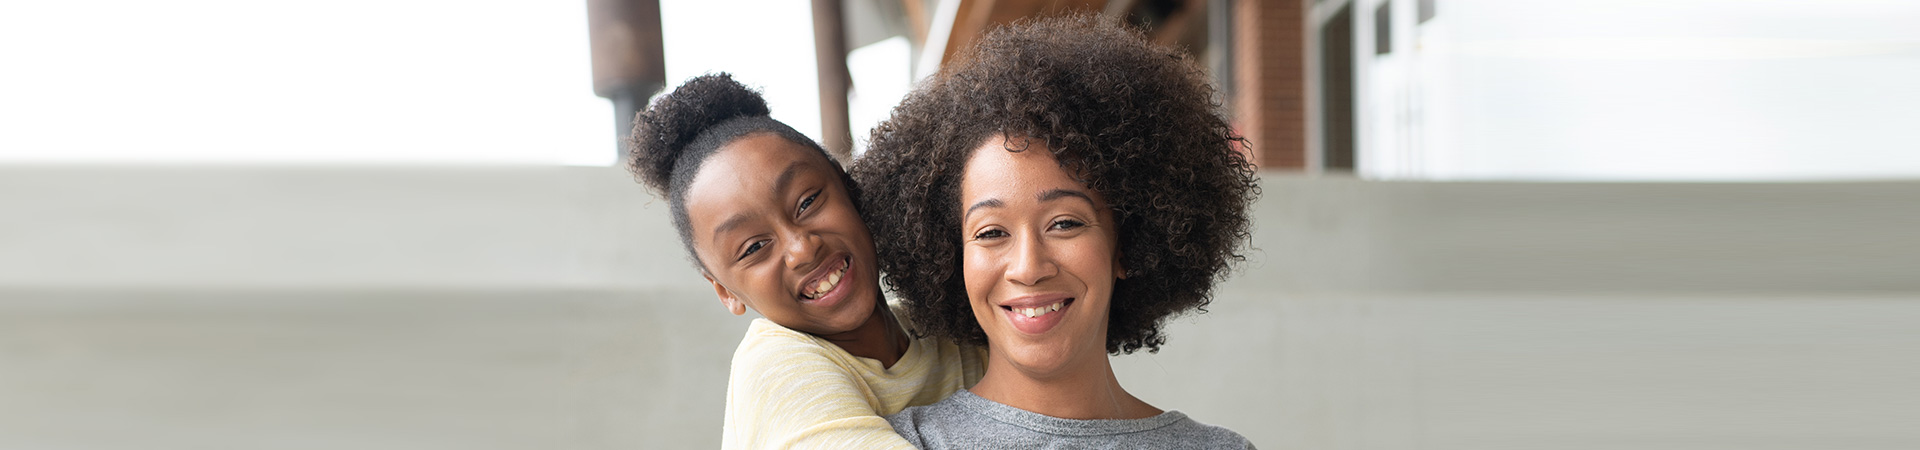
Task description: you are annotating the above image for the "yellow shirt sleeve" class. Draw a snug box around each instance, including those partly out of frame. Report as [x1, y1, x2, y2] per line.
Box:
[721, 320, 924, 450]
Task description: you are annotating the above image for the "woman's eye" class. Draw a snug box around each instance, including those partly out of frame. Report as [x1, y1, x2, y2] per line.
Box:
[1050, 219, 1086, 231]
[797, 192, 818, 214]
[739, 240, 769, 260]
[973, 229, 1008, 240]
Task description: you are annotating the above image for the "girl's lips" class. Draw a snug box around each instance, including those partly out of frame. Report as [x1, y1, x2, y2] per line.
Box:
[1002, 298, 1073, 335]
[799, 256, 853, 308]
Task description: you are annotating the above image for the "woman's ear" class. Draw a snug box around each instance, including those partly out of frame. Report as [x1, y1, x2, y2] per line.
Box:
[1113, 250, 1128, 280]
[705, 273, 747, 316]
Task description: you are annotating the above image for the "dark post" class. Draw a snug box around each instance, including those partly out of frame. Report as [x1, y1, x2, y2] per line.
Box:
[587, 0, 667, 162]
[811, 0, 853, 163]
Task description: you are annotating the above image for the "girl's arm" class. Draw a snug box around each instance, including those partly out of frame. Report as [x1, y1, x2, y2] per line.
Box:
[721, 325, 917, 450]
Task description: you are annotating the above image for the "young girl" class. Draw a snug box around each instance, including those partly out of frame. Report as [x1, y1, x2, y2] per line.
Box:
[626, 73, 984, 449]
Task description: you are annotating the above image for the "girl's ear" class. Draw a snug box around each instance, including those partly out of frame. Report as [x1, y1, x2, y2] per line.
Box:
[705, 272, 747, 316]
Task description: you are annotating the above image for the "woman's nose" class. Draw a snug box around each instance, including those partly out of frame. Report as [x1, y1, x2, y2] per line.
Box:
[1005, 233, 1057, 286]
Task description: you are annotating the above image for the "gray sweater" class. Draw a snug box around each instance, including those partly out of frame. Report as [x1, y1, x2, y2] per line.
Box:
[885, 390, 1255, 449]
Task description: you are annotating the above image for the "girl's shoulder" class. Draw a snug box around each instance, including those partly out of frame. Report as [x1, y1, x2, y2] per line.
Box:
[730, 318, 852, 371]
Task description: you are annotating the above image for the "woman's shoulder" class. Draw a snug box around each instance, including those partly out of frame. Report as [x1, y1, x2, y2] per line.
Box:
[880, 390, 971, 448]
[1160, 414, 1257, 449]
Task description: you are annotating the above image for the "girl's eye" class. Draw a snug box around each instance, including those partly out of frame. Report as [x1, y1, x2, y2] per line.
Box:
[798, 192, 818, 214]
[740, 240, 769, 260]
[1050, 219, 1086, 231]
[973, 229, 1008, 240]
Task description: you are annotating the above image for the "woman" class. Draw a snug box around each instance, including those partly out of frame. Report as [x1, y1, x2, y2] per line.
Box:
[626, 73, 984, 449]
[853, 16, 1259, 448]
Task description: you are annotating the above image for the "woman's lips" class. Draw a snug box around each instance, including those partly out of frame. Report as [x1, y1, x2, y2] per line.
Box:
[1002, 297, 1073, 335]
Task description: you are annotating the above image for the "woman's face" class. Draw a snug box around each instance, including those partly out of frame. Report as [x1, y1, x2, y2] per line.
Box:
[958, 137, 1123, 379]
[683, 133, 880, 336]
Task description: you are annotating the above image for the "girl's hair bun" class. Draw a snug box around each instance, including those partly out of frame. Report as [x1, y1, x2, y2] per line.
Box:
[627, 73, 770, 194]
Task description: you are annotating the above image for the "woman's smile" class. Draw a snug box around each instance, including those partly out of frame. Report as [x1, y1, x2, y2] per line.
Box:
[998, 294, 1074, 335]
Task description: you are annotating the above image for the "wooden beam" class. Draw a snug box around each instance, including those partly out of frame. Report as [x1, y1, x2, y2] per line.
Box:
[1148, 0, 1201, 49]
[586, 0, 666, 159]
[813, 0, 854, 162]
[1100, 0, 1138, 24]
[902, 0, 930, 45]
[937, 0, 1108, 68]
[586, 0, 666, 99]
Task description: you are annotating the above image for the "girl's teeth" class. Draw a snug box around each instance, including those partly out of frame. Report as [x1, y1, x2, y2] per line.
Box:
[804, 261, 852, 300]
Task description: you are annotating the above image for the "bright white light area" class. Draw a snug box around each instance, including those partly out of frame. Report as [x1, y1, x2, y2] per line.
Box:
[659, 1, 913, 159]
[1366, 0, 1920, 180]
[0, 0, 908, 166]
[658, 0, 822, 148]
[1453, 37, 1920, 61]
[848, 36, 914, 157]
[0, 1, 614, 165]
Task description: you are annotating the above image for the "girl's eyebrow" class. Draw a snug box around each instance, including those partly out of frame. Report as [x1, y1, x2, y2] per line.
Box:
[711, 160, 811, 241]
[770, 159, 807, 196]
[711, 213, 749, 241]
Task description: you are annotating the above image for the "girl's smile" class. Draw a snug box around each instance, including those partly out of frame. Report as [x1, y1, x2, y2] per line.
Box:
[684, 133, 882, 337]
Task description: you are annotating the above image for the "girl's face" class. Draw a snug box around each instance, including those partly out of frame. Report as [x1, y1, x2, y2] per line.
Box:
[683, 133, 880, 336]
[957, 137, 1124, 380]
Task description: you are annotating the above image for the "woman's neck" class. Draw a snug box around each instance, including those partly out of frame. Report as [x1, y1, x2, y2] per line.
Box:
[818, 302, 911, 368]
[967, 351, 1162, 420]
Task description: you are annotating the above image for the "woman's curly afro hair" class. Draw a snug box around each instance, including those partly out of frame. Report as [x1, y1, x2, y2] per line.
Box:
[627, 73, 852, 271]
[852, 15, 1259, 355]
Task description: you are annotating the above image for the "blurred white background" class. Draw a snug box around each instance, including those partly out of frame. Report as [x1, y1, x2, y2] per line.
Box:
[2, 1, 1917, 449]
[4, 0, 1914, 180]
[0, 0, 913, 166]
[1359, 0, 1920, 180]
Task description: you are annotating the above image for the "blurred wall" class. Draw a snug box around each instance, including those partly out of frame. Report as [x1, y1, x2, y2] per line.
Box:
[2, 166, 1916, 449]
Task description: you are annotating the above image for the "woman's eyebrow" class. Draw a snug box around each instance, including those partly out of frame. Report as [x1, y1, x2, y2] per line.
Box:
[963, 198, 1004, 222]
[963, 188, 1091, 222]
[1037, 188, 1092, 205]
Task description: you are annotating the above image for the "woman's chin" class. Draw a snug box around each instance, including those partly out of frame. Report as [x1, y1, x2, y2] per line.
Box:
[996, 340, 1086, 378]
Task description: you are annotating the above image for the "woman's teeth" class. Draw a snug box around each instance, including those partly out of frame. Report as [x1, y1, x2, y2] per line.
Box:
[1013, 302, 1064, 318]
[803, 263, 848, 299]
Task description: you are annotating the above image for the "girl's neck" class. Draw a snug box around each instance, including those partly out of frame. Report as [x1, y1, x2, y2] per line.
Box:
[818, 302, 911, 368]
[967, 352, 1161, 420]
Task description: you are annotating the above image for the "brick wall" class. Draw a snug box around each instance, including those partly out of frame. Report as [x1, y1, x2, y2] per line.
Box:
[1233, 0, 1308, 170]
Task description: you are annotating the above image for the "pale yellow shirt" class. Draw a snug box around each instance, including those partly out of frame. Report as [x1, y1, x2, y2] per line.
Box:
[722, 318, 987, 449]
